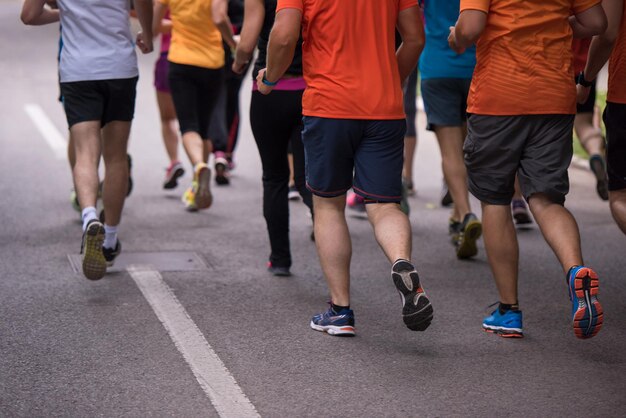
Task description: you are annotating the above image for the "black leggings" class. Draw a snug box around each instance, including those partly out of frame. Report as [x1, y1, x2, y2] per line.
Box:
[250, 89, 313, 268]
[210, 71, 246, 154]
[168, 61, 223, 139]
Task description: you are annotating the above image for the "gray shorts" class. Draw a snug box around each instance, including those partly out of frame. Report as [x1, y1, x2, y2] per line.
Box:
[464, 114, 575, 205]
[420, 78, 471, 131]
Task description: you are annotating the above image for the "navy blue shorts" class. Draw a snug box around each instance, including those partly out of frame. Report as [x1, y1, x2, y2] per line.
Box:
[301, 117, 406, 203]
[420, 78, 471, 131]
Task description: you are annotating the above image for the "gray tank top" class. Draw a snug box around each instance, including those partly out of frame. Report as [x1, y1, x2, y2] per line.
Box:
[58, 0, 138, 82]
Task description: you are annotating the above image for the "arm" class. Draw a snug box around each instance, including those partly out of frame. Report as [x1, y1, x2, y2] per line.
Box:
[396, 5, 425, 83]
[233, 0, 265, 74]
[577, 0, 622, 102]
[134, 0, 154, 53]
[213, 0, 237, 50]
[257, 8, 302, 94]
[152, 1, 169, 36]
[21, 0, 59, 25]
[449, 9, 487, 54]
[569, 3, 608, 39]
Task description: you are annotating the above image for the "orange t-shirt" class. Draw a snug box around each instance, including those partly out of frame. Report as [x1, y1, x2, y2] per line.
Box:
[461, 0, 600, 116]
[160, 0, 224, 69]
[572, 38, 591, 74]
[276, 0, 418, 120]
[608, 3, 626, 104]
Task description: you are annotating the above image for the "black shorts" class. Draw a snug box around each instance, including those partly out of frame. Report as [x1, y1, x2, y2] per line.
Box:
[603, 102, 626, 191]
[168, 61, 224, 139]
[60, 77, 138, 128]
[576, 78, 597, 114]
[464, 114, 574, 205]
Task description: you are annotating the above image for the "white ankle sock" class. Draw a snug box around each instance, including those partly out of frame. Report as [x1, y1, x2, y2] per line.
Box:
[81, 207, 98, 231]
[103, 224, 118, 249]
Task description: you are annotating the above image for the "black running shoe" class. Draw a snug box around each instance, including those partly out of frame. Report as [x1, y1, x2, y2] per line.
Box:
[391, 259, 433, 331]
[103, 240, 122, 267]
[80, 220, 106, 280]
[589, 154, 609, 201]
[267, 262, 291, 277]
[214, 156, 230, 185]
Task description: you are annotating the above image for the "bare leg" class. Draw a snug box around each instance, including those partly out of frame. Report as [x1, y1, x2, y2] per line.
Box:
[513, 177, 524, 200]
[574, 112, 605, 157]
[101, 121, 131, 227]
[435, 126, 472, 221]
[482, 203, 519, 304]
[366, 202, 412, 263]
[609, 189, 626, 235]
[182, 131, 207, 167]
[402, 135, 417, 185]
[202, 139, 213, 164]
[67, 132, 76, 170]
[71, 121, 102, 210]
[287, 152, 295, 186]
[156, 91, 180, 163]
[528, 193, 583, 273]
[313, 195, 352, 306]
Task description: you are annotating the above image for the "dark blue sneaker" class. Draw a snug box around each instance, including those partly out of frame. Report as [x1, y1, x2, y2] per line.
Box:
[483, 307, 523, 338]
[310, 305, 355, 336]
[391, 259, 433, 331]
[568, 266, 603, 339]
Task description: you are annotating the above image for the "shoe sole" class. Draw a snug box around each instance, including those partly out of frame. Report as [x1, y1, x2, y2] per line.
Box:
[456, 220, 482, 259]
[215, 162, 230, 186]
[309, 321, 355, 337]
[483, 325, 523, 338]
[392, 261, 433, 331]
[82, 222, 106, 281]
[195, 166, 213, 210]
[570, 267, 603, 339]
[268, 268, 291, 277]
[163, 167, 185, 189]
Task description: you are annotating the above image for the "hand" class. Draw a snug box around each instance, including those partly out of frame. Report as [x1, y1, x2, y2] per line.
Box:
[136, 31, 153, 54]
[576, 84, 591, 104]
[256, 68, 274, 95]
[232, 58, 249, 75]
[448, 26, 465, 54]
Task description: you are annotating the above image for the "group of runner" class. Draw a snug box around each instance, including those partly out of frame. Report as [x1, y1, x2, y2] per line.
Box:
[21, 0, 625, 341]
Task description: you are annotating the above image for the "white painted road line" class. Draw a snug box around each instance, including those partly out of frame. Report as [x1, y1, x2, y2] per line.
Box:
[24, 103, 67, 159]
[127, 265, 260, 418]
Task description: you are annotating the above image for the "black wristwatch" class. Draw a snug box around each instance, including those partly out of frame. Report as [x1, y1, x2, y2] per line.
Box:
[577, 71, 594, 88]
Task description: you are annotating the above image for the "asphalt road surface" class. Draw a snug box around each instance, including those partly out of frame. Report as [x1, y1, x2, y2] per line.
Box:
[2, 2, 625, 417]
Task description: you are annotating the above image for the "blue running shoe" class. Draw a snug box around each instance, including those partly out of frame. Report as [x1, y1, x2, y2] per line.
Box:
[483, 307, 523, 338]
[310, 305, 355, 336]
[391, 259, 433, 331]
[568, 266, 603, 339]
